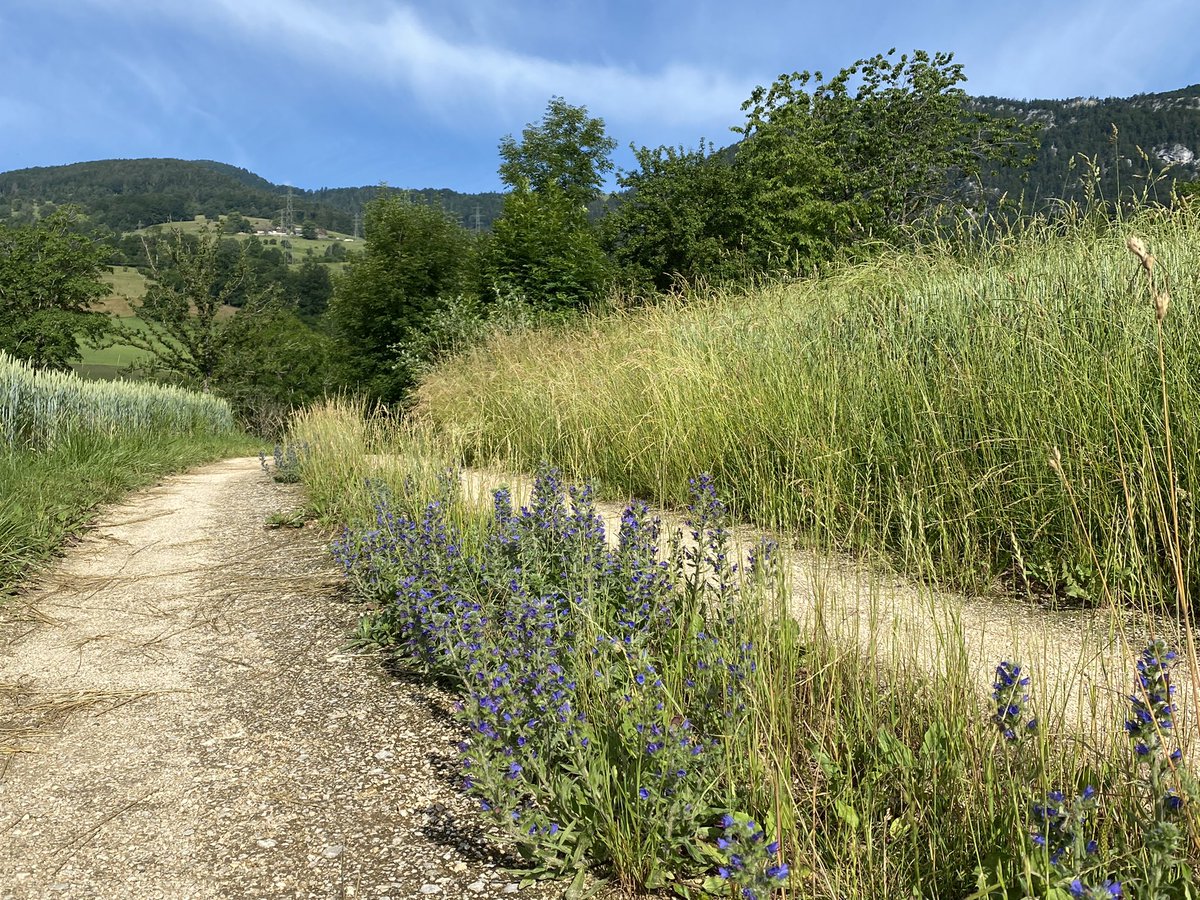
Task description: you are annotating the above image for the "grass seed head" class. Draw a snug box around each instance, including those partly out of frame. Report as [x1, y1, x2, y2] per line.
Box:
[1126, 235, 1154, 275]
[1155, 289, 1170, 323]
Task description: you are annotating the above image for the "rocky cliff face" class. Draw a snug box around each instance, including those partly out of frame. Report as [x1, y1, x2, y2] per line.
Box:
[970, 84, 1200, 207]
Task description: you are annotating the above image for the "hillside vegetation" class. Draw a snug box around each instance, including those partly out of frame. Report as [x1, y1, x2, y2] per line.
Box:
[0, 158, 504, 233]
[416, 204, 1200, 609]
[973, 83, 1200, 207]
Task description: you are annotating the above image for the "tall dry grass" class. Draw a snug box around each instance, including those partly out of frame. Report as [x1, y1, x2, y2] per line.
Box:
[415, 206, 1200, 611]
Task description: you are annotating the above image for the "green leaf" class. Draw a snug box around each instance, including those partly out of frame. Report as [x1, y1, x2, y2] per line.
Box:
[876, 725, 916, 771]
[834, 799, 860, 831]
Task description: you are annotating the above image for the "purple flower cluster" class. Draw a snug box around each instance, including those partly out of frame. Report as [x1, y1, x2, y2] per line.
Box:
[992, 660, 1037, 742]
[716, 812, 789, 900]
[1125, 639, 1179, 764]
[335, 464, 789, 887]
[1030, 785, 1097, 869]
[993, 644, 1200, 897]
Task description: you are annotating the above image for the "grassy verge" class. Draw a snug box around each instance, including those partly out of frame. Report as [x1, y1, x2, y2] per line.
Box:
[414, 206, 1200, 611]
[1, 351, 252, 593]
[0, 429, 255, 592]
[288, 400, 1199, 899]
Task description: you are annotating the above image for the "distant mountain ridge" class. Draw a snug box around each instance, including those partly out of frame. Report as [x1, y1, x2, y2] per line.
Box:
[1, 83, 1198, 232]
[970, 83, 1200, 205]
[0, 158, 506, 233]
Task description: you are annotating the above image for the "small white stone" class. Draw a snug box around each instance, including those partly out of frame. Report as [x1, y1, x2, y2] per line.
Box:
[467, 882, 485, 893]
[419, 885, 442, 895]
[451, 861, 467, 873]
[374, 749, 394, 761]
[322, 844, 344, 859]
[256, 839, 277, 849]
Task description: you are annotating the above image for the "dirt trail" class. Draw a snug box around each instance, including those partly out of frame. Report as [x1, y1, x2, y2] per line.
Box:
[0, 459, 556, 900]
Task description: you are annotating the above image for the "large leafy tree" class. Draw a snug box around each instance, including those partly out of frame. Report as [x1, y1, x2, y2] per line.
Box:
[123, 226, 335, 429]
[327, 194, 474, 400]
[734, 49, 1039, 266]
[123, 226, 262, 391]
[603, 142, 749, 291]
[0, 208, 113, 370]
[498, 97, 617, 206]
[485, 183, 612, 311]
[491, 98, 615, 309]
[210, 304, 338, 437]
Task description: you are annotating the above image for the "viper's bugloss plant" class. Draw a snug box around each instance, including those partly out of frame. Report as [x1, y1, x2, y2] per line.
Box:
[710, 812, 789, 900]
[1029, 785, 1103, 888]
[992, 642, 1197, 900]
[1123, 639, 1193, 899]
[336, 465, 791, 893]
[992, 661, 1037, 742]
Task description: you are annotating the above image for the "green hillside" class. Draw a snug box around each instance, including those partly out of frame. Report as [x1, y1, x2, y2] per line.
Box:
[971, 83, 1200, 206]
[0, 158, 506, 232]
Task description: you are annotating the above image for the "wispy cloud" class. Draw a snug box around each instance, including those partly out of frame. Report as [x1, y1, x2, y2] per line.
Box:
[962, 0, 1198, 99]
[80, 0, 752, 131]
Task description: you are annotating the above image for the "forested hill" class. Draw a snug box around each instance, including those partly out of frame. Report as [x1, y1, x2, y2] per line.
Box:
[0, 158, 506, 232]
[972, 83, 1200, 205]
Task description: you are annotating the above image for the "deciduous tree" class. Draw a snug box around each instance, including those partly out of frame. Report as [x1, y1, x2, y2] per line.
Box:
[734, 49, 1038, 266]
[327, 195, 474, 400]
[498, 97, 617, 207]
[604, 142, 749, 291]
[0, 207, 113, 370]
[486, 183, 611, 310]
[123, 226, 265, 391]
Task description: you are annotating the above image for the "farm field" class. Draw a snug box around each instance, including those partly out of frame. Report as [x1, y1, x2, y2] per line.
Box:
[136, 214, 362, 263]
[0, 351, 248, 590]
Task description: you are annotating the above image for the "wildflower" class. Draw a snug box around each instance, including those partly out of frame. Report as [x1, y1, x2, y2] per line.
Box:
[1126, 639, 1179, 762]
[716, 812, 789, 898]
[992, 660, 1036, 741]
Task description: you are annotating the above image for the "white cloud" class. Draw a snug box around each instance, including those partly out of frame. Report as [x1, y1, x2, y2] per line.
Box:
[80, 0, 751, 132]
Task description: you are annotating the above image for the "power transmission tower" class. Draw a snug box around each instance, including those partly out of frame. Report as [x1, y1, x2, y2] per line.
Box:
[352, 210, 361, 240]
[281, 187, 295, 234]
[472, 204, 482, 233]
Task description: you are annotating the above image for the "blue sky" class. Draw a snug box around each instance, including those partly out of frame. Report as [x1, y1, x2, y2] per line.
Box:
[3, 0, 1198, 192]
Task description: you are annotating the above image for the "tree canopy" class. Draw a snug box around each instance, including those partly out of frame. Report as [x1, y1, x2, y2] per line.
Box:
[486, 183, 611, 311]
[327, 194, 475, 401]
[733, 49, 1039, 267]
[498, 98, 617, 206]
[0, 208, 113, 370]
[604, 142, 749, 291]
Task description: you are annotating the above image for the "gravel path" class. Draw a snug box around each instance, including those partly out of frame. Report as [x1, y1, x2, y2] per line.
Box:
[0, 458, 564, 900]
